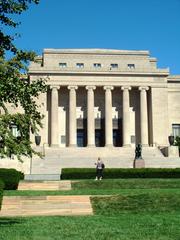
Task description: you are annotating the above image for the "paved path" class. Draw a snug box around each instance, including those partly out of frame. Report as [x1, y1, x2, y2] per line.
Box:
[18, 180, 71, 191]
[0, 195, 93, 217]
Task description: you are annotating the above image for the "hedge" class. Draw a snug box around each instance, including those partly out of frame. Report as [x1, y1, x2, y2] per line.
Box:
[61, 168, 180, 179]
[0, 179, 4, 209]
[0, 168, 24, 190]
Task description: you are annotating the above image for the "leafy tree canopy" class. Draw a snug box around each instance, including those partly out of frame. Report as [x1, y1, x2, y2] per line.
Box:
[0, 0, 47, 160]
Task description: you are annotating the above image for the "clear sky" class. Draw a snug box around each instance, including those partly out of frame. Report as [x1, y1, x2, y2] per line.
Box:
[12, 0, 180, 74]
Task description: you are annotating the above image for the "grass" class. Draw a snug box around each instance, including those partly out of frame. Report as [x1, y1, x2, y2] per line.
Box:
[0, 213, 180, 239]
[1, 179, 180, 239]
[4, 178, 180, 196]
[91, 192, 180, 215]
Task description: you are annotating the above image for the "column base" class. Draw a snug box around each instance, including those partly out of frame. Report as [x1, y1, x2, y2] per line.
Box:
[87, 144, 95, 147]
[141, 144, 149, 147]
[51, 144, 59, 148]
[105, 144, 113, 147]
[69, 144, 77, 147]
[123, 144, 131, 147]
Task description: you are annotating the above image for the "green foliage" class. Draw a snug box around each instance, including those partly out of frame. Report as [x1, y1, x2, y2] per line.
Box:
[0, 168, 22, 190]
[0, 0, 47, 159]
[61, 168, 180, 179]
[0, 0, 39, 53]
[174, 136, 180, 148]
[0, 178, 4, 209]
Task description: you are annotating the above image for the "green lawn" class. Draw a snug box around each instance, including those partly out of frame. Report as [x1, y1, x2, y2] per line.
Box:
[1, 179, 180, 240]
[4, 178, 180, 196]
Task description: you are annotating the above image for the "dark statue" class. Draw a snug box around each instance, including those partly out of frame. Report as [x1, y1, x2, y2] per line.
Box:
[135, 143, 142, 159]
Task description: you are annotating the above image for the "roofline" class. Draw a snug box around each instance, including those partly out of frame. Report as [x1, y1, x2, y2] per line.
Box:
[43, 48, 150, 56]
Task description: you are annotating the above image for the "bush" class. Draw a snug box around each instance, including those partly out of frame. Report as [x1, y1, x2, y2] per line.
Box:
[0, 168, 22, 190]
[0, 179, 4, 209]
[61, 168, 180, 180]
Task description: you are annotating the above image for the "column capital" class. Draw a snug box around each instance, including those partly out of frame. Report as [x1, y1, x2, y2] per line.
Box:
[121, 86, 132, 91]
[50, 85, 60, 90]
[103, 86, 114, 91]
[86, 85, 96, 90]
[68, 85, 78, 90]
[139, 86, 149, 91]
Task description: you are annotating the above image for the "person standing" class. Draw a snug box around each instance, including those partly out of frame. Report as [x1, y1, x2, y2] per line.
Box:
[95, 157, 105, 180]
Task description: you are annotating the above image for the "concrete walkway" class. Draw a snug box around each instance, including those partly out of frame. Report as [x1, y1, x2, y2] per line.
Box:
[0, 195, 93, 217]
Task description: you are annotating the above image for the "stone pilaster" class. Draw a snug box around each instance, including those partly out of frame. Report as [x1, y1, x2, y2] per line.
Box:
[121, 86, 131, 147]
[50, 86, 60, 147]
[68, 86, 78, 147]
[104, 86, 114, 147]
[86, 86, 96, 147]
[139, 86, 149, 146]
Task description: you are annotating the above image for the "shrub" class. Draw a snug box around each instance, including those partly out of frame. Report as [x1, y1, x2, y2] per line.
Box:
[61, 168, 180, 180]
[0, 168, 22, 190]
[0, 179, 4, 209]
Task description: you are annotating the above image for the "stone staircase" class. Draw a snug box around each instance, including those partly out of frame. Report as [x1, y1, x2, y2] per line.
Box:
[30, 146, 171, 175]
[31, 147, 135, 174]
[18, 180, 71, 190]
[2, 146, 178, 177]
[144, 157, 180, 168]
[0, 195, 93, 217]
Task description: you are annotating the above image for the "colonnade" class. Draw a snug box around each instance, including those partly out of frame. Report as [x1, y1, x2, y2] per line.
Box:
[50, 85, 149, 147]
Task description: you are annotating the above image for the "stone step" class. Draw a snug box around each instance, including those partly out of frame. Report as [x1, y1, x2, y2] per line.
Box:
[24, 174, 60, 181]
[18, 180, 71, 190]
[0, 195, 93, 217]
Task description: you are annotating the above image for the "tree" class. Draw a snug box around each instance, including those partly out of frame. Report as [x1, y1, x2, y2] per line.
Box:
[0, 0, 47, 160]
[174, 136, 180, 156]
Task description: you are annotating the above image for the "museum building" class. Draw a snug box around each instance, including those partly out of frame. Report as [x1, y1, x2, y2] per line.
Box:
[29, 49, 180, 150]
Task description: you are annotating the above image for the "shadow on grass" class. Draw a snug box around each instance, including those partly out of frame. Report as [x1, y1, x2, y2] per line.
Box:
[0, 217, 23, 226]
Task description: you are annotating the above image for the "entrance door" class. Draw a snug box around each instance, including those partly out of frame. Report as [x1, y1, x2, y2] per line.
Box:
[113, 129, 122, 147]
[77, 129, 87, 147]
[95, 129, 105, 147]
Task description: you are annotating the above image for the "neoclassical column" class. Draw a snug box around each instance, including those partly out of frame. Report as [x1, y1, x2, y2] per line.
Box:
[104, 86, 114, 147]
[86, 86, 96, 147]
[68, 85, 78, 147]
[50, 85, 60, 147]
[139, 86, 149, 146]
[121, 86, 131, 147]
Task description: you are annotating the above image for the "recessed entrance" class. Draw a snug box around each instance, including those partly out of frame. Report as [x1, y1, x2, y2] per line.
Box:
[95, 129, 105, 147]
[77, 129, 87, 147]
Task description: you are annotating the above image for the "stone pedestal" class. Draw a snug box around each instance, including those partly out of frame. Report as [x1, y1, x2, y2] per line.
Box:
[133, 159, 145, 168]
[165, 146, 179, 157]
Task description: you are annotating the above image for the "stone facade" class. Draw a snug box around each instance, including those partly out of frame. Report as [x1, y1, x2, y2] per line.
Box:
[28, 49, 180, 149]
[1, 49, 180, 174]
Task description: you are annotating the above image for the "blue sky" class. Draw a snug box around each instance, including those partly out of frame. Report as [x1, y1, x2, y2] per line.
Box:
[11, 0, 180, 74]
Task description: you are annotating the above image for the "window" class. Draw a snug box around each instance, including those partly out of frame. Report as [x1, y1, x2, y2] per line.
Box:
[93, 63, 101, 68]
[172, 124, 180, 137]
[110, 63, 118, 69]
[76, 63, 84, 68]
[59, 62, 67, 68]
[127, 64, 135, 69]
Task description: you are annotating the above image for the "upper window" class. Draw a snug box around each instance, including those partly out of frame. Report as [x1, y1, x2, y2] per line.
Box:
[127, 64, 135, 69]
[172, 124, 180, 137]
[76, 63, 84, 68]
[93, 63, 101, 68]
[59, 63, 67, 68]
[110, 63, 118, 69]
